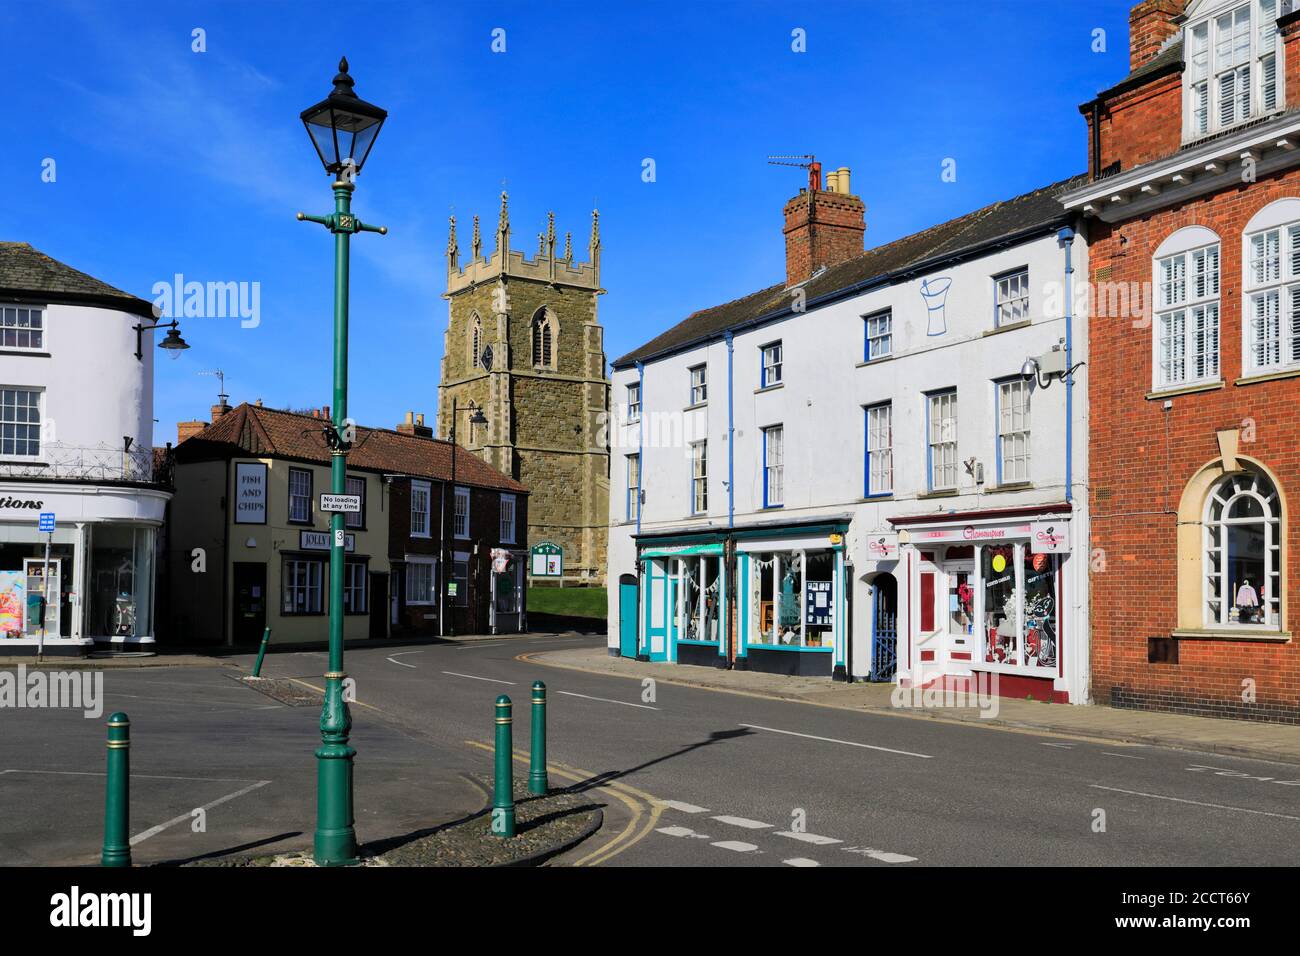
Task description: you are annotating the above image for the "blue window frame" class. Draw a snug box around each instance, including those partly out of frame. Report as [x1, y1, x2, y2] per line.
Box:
[926, 389, 958, 491]
[626, 454, 640, 521]
[864, 309, 892, 362]
[761, 341, 783, 388]
[762, 424, 784, 508]
[864, 402, 892, 497]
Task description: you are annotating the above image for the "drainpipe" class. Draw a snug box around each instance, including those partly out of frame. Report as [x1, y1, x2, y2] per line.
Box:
[635, 361, 645, 538]
[725, 331, 735, 529]
[1059, 225, 1076, 506]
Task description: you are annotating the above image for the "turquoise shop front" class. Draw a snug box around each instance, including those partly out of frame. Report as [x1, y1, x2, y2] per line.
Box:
[632, 519, 850, 678]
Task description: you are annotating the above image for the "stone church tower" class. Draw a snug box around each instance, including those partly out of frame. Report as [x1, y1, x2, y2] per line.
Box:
[438, 193, 610, 584]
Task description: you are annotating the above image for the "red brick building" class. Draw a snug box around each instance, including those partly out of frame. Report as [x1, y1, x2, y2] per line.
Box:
[1062, 0, 1300, 722]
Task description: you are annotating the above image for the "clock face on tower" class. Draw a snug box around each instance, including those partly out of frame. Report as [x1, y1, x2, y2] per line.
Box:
[480, 345, 494, 371]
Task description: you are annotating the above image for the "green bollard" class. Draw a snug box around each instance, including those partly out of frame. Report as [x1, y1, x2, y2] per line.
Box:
[492, 695, 516, 838]
[101, 712, 131, 867]
[251, 626, 272, 678]
[528, 680, 548, 795]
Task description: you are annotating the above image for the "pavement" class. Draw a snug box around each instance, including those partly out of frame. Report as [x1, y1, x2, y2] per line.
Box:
[525, 646, 1300, 767]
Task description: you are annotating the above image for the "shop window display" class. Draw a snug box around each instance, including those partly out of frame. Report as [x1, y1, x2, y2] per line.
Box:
[1021, 551, 1057, 668]
[982, 545, 1018, 665]
[89, 525, 155, 638]
[749, 550, 834, 648]
[680, 556, 721, 642]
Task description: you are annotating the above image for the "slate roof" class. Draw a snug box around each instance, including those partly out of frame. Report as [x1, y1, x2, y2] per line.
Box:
[175, 403, 528, 494]
[0, 242, 156, 318]
[612, 174, 1086, 369]
[1084, 37, 1184, 107]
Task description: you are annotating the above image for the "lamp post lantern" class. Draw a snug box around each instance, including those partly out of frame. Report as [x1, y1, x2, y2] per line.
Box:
[296, 56, 387, 867]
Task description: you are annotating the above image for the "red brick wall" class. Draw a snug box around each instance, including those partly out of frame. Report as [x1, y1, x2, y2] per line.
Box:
[783, 189, 865, 286]
[1129, 0, 1184, 72]
[1088, 168, 1300, 723]
[1093, 74, 1183, 176]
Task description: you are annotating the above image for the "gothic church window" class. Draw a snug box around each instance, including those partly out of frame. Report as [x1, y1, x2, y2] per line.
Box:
[532, 309, 555, 369]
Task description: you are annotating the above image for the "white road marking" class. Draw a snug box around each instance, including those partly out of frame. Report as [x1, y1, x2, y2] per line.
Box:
[739, 723, 933, 759]
[655, 826, 703, 838]
[1186, 764, 1300, 785]
[441, 671, 516, 685]
[1102, 752, 1144, 760]
[386, 653, 421, 669]
[455, 642, 508, 650]
[712, 815, 772, 830]
[130, 780, 271, 846]
[841, 845, 919, 863]
[1089, 785, 1300, 821]
[711, 840, 759, 852]
[557, 690, 659, 711]
[657, 800, 711, 814]
[784, 857, 820, 867]
[1040, 742, 1075, 749]
[776, 830, 842, 845]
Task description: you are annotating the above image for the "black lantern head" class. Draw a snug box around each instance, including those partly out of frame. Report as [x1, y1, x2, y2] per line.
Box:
[300, 57, 387, 177]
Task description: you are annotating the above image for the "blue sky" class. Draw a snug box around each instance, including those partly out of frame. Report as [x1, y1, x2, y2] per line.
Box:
[6, 0, 1131, 446]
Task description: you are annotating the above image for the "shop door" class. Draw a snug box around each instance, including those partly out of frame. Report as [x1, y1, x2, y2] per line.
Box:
[644, 559, 669, 661]
[618, 573, 639, 658]
[870, 573, 897, 681]
[369, 572, 388, 640]
[232, 562, 267, 645]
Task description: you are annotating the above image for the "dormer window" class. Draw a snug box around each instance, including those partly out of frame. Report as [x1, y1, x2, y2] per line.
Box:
[1185, 0, 1281, 141]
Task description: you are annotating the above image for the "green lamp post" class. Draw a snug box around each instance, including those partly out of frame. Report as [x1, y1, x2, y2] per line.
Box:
[297, 56, 388, 866]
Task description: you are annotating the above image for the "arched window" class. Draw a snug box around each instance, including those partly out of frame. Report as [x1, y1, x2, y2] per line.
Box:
[1242, 197, 1300, 375]
[470, 313, 482, 369]
[1204, 468, 1281, 628]
[532, 309, 554, 368]
[1153, 225, 1220, 391]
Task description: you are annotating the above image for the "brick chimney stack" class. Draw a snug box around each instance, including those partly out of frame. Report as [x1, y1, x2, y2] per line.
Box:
[396, 410, 433, 438]
[1129, 0, 1183, 72]
[783, 164, 865, 287]
[177, 420, 206, 444]
[210, 398, 231, 422]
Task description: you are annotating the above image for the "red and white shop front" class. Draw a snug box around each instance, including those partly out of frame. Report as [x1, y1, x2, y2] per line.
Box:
[890, 505, 1080, 703]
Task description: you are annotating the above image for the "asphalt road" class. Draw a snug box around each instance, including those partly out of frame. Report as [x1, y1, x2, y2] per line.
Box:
[3, 633, 1298, 867]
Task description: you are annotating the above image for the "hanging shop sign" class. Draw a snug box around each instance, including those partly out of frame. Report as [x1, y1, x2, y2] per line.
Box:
[1030, 521, 1071, 554]
[530, 541, 563, 577]
[233, 462, 267, 524]
[910, 522, 1032, 544]
[299, 530, 355, 552]
[491, 547, 513, 574]
[805, 580, 833, 627]
[865, 532, 899, 560]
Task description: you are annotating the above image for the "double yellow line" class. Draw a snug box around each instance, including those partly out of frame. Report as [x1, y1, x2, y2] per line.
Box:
[463, 741, 662, 867]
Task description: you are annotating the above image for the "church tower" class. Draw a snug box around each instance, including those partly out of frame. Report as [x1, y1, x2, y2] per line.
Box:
[438, 193, 610, 584]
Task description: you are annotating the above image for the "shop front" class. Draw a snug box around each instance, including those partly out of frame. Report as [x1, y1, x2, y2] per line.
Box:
[0, 483, 169, 656]
[629, 518, 850, 677]
[892, 506, 1074, 702]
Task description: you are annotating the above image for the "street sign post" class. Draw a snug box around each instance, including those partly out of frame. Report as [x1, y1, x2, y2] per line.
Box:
[319, 493, 362, 514]
[37, 513, 54, 660]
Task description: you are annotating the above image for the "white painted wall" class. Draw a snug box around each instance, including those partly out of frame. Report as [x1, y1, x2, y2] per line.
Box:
[607, 227, 1091, 701]
[0, 302, 154, 455]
